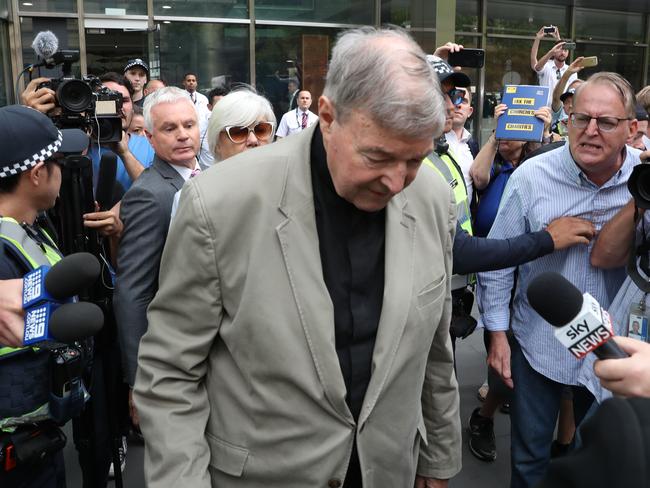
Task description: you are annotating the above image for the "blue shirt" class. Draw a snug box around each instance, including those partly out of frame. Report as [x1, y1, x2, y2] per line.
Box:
[89, 134, 155, 194]
[474, 160, 515, 238]
[477, 143, 641, 386]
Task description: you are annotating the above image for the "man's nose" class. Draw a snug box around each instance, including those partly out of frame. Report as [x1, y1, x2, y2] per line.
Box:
[383, 163, 408, 194]
[585, 117, 600, 136]
[246, 130, 260, 147]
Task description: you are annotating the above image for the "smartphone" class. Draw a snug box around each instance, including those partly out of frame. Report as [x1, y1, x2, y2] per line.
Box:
[448, 48, 485, 69]
[543, 26, 556, 34]
[580, 56, 598, 68]
[563, 41, 576, 50]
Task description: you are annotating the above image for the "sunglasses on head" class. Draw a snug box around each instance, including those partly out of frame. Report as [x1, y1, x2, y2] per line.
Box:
[446, 88, 465, 106]
[224, 122, 274, 144]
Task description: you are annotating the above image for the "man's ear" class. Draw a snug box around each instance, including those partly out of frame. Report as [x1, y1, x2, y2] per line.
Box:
[144, 129, 153, 144]
[318, 95, 335, 135]
[28, 161, 47, 187]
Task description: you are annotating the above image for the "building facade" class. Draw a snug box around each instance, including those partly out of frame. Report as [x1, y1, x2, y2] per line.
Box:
[2, 0, 649, 141]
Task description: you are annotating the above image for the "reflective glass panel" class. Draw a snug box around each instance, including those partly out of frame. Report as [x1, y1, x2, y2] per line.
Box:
[158, 22, 249, 92]
[85, 0, 146, 15]
[574, 43, 645, 91]
[256, 0, 372, 23]
[255, 25, 339, 123]
[456, 0, 479, 33]
[381, 0, 436, 30]
[487, 1, 567, 37]
[18, 0, 76, 13]
[21, 17, 80, 77]
[575, 9, 644, 43]
[153, 0, 247, 19]
[85, 28, 148, 76]
[0, 20, 9, 106]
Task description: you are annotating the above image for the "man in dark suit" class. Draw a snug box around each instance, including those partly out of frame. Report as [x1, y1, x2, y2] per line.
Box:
[113, 86, 201, 427]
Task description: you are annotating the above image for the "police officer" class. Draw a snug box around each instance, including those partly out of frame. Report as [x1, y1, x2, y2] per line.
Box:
[0, 105, 89, 487]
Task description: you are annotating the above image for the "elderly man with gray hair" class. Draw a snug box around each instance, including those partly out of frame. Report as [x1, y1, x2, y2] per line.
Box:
[114, 86, 201, 428]
[134, 26, 461, 488]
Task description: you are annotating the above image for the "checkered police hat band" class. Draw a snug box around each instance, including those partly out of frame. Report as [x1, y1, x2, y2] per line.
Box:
[0, 130, 62, 178]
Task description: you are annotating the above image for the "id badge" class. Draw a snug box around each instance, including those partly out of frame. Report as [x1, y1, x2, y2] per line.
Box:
[627, 298, 649, 342]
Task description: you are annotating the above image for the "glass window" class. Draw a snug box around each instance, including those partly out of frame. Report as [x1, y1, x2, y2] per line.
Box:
[255, 25, 339, 123]
[0, 20, 10, 106]
[158, 22, 249, 93]
[257, 0, 372, 24]
[575, 9, 644, 43]
[18, 0, 76, 14]
[574, 43, 645, 92]
[86, 29, 149, 76]
[21, 17, 80, 77]
[381, 0, 436, 29]
[85, 0, 146, 15]
[487, 1, 567, 37]
[456, 0, 479, 33]
[153, 0, 247, 19]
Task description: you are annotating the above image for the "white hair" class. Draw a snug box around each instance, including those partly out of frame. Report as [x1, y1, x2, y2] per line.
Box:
[206, 88, 276, 161]
[143, 86, 193, 132]
[323, 26, 445, 139]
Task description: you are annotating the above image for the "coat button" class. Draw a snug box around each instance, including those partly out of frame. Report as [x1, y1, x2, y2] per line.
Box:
[328, 479, 342, 488]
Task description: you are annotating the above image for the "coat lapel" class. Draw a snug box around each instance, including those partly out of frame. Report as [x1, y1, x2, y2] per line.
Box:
[359, 194, 416, 427]
[152, 156, 186, 191]
[275, 125, 355, 424]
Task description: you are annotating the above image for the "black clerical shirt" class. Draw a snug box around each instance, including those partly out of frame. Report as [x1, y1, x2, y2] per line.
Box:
[309, 126, 386, 422]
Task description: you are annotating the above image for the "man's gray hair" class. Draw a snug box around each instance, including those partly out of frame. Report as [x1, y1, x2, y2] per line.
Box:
[574, 72, 637, 118]
[143, 86, 193, 132]
[206, 87, 276, 160]
[323, 26, 445, 139]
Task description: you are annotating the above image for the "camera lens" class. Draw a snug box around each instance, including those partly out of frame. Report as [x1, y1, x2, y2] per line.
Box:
[57, 79, 93, 113]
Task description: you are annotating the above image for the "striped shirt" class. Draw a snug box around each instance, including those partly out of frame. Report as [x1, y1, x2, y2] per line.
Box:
[477, 142, 641, 386]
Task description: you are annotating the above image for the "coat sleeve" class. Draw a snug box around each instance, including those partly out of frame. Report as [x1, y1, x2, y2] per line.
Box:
[113, 184, 169, 386]
[453, 224, 554, 275]
[417, 189, 462, 480]
[133, 181, 222, 488]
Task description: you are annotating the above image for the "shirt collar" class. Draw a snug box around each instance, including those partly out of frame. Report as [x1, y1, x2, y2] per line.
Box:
[170, 159, 200, 181]
[562, 141, 636, 188]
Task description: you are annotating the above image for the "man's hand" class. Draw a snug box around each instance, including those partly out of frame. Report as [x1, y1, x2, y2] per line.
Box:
[433, 42, 464, 61]
[128, 388, 140, 429]
[594, 337, 650, 397]
[415, 476, 448, 488]
[549, 41, 567, 58]
[83, 201, 123, 238]
[546, 216, 596, 250]
[534, 106, 553, 134]
[20, 77, 56, 114]
[566, 56, 585, 76]
[0, 279, 25, 347]
[108, 129, 130, 158]
[488, 331, 513, 388]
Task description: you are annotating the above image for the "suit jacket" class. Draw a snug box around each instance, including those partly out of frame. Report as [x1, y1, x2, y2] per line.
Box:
[114, 156, 185, 386]
[134, 124, 462, 487]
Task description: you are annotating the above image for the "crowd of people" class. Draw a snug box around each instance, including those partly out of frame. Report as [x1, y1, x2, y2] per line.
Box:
[2, 23, 650, 488]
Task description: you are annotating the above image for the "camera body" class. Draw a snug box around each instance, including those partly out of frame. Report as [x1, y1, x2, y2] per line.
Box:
[543, 25, 556, 34]
[38, 72, 123, 144]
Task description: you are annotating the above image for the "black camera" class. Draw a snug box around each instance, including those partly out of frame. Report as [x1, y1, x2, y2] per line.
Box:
[36, 51, 123, 143]
[628, 164, 650, 209]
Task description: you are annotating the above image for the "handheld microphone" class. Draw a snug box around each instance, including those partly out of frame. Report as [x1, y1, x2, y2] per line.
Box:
[31, 31, 59, 61]
[527, 272, 628, 360]
[22, 252, 102, 345]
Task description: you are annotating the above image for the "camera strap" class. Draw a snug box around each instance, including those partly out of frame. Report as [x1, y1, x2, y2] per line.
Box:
[627, 206, 650, 293]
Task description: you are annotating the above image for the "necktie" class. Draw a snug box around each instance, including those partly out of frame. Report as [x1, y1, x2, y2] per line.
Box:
[191, 93, 196, 104]
[301, 111, 308, 129]
[190, 167, 201, 178]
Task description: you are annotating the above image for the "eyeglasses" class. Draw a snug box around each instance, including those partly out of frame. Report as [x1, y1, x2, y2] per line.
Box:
[446, 88, 465, 106]
[224, 121, 274, 144]
[569, 112, 631, 132]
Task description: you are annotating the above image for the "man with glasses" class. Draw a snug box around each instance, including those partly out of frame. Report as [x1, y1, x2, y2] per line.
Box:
[531, 26, 577, 107]
[113, 87, 200, 434]
[477, 72, 641, 488]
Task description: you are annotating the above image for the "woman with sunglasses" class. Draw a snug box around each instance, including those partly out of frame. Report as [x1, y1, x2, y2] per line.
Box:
[205, 88, 276, 162]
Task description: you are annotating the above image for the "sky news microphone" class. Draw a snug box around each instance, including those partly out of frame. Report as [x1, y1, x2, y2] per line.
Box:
[22, 252, 102, 345]
[527, 272, 628, 360]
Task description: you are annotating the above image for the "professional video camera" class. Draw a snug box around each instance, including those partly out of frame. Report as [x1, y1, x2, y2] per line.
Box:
[35, 51, 123, 144]
[628, 164, 650, 210]
[626, 162, 650, 293]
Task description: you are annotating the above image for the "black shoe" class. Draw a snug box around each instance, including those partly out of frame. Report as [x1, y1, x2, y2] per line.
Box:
[550, 440, 571, 458]
[468, 408, 497, 462]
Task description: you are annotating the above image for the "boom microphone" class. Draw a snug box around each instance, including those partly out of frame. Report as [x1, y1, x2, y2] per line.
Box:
[527, 272, 628, 360]
[31, 31, 59, 60]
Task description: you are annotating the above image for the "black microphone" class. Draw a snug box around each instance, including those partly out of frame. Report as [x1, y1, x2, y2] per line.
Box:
[48, 302, 104, 342]
[95, 153, 117, 211]
[527, 272, 628, 360]
[22, 252, 102, 345]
